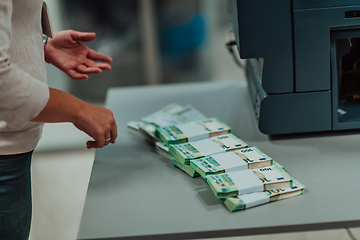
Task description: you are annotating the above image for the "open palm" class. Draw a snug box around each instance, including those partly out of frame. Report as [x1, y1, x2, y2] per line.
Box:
[45, 30, 113, 80]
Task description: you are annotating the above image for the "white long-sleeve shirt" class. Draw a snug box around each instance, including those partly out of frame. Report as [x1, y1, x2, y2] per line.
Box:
[0, 0, 49, 154]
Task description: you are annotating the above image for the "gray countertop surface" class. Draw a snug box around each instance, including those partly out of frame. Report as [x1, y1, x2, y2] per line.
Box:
[77, 80, 360, 240]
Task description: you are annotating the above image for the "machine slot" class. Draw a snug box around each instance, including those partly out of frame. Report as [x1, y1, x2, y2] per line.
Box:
[331, 29, 360, 129]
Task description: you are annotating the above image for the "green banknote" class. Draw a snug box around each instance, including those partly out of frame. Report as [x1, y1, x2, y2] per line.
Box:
[173, 158, 200, 178]
[169, 142, 204, 164]
[190, 156, 225, 178]
[156, 125, 188, 146]
[127, 103, 184, 131]
[206, 174, 238, 198]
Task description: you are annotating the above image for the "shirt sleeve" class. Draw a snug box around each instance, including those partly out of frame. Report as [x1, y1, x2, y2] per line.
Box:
[0, 0, 49, 130]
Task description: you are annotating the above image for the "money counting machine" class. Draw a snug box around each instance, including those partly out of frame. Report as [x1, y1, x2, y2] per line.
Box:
[228, 0, 360, 134]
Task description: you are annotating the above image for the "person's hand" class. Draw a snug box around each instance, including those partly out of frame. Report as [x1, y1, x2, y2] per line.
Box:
[44, 30, 113, 80]
[32, 88, 117, 149]
[73, 101, 118, 149]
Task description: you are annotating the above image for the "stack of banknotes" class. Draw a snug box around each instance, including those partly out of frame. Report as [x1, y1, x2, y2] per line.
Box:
[127, 104, 305, 212]
[172, 159, 199, 178]
[206, 165, 293, 198]
[155, 118, 231, 146]
[169, 133, 248, 165]
[189, 147, 273, 178]
[127, 104, 206, 144]
[223, 179, 305, 211]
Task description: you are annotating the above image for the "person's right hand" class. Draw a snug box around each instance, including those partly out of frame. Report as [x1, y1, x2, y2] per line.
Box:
[73, 102, 117, 149]
[32, 88, 118, 149]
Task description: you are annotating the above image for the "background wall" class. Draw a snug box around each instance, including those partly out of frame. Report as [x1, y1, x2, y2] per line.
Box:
[44, 0, 243, 103]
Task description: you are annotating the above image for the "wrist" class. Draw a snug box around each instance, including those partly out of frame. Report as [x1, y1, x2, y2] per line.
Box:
[71, 100, 90, 127]
[32, 88, 86, 124]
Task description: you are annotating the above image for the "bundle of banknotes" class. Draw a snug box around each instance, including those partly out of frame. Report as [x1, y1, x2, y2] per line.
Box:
[223, 179, 304, 211]
[206, 165, 293, 198]
[156, 118, 231, 146]
[127, 103, 206, 144]
[173, 159, 200, 178]
[189, 147, 273, 178]
[127, 103, 305, 212]
[169, 133, 249, 165]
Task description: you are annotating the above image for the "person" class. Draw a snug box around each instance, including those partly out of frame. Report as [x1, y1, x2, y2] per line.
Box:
[0, 1, 118, 239]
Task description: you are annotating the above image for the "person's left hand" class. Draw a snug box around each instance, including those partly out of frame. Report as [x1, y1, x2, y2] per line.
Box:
[44, 30, 113, 80]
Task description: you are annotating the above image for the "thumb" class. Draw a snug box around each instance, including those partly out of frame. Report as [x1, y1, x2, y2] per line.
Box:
[71, 31, 96, 43]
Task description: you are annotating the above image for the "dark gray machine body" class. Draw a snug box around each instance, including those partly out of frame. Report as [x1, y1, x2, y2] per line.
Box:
[229, 0, 360, 134]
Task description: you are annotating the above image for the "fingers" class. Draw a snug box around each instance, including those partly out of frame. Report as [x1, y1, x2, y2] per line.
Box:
[86, 137, 113, 149]
[86, 132, 116, 149]
[104, 133, 112, 146]
[86, 134, 111, 149]
[86, 125, 106, 149]
[66, 69, 88, 80]
[80, 107, 117, 149]
[69, 61, 111, 80]
[110, 122, 118, 144]
[76, 64, 102, 75]
[70, 30, 96, 43]
[86, 140, 102, 149]
[87, 49, 113, 63]
[84, 59, 112, 71]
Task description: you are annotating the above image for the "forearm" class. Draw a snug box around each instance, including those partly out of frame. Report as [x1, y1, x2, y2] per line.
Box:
[31, 87, 118, 149]
[31, 87, 83, 124]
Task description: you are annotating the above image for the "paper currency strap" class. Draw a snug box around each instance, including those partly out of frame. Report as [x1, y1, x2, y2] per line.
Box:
[237, 147, 270, 162]
[176, 122, 209, 141]
[227, 170, 264, 194]
[190, 139, 226, 156]
[214, 134, 246, 149]
[211, 152, 248, 170]
[240, 192, 269, 208]
[252, 166, 291, 183]
[197, 118, 229, 131]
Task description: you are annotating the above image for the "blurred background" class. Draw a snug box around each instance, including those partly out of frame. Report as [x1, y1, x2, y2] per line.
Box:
[45, 0, 243, 104]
